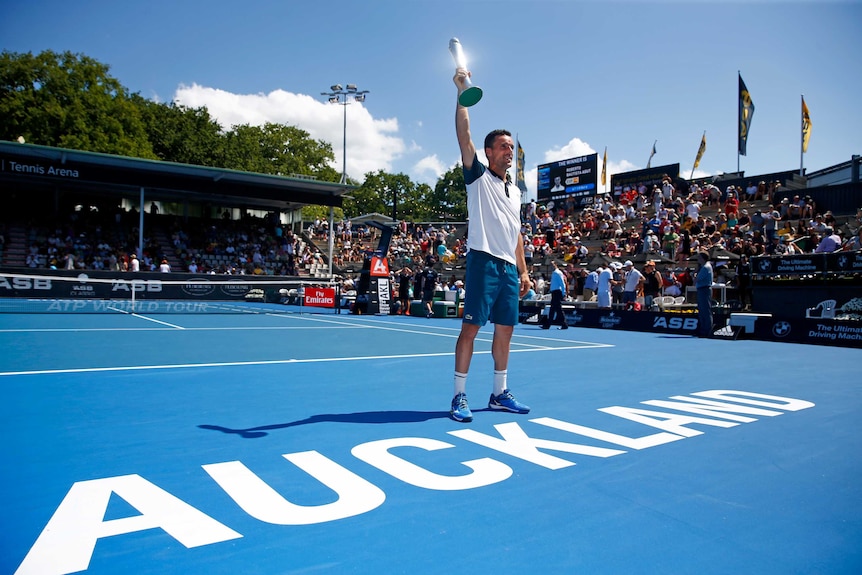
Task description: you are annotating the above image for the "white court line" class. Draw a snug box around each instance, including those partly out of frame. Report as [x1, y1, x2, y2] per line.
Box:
[310, 314, 611, 348]
[0, 326, 362, 333]
[0, 323, 579, 351]
[127, 313, 186, 329]
[0, 342, 612, 378]
[1, 311, 601, 349]
[0, 314, 614, 377]
[257, 314, 564, 350]
[0, 314, 611, 349]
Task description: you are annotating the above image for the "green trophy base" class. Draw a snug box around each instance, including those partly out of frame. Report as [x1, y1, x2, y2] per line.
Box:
[458, 86, 483, 107]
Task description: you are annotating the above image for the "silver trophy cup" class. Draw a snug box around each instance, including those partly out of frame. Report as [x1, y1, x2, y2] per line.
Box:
[449, 38, 483, 107]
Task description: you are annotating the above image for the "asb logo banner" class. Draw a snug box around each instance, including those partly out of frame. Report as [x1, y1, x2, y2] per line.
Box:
[304, 287, 335, 308]
[370, 257, 390, 278]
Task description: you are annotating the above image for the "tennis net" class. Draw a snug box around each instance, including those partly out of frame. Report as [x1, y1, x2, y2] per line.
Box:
[0, 272, 346, 314]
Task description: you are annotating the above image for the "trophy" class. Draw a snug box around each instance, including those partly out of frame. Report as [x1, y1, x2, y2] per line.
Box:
[449, 38, 483, 107]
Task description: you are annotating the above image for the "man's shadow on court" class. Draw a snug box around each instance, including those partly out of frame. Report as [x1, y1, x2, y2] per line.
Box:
[199, 410, 459, 439]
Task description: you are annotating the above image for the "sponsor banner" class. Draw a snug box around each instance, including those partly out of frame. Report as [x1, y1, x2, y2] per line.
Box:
[752, 250, 862, 277]
[370, 257, 390, 278]
[752, 253, 825, 276]
[519, 302, 700, 335]
[753, 316, 862, 349]
[376, 277, 391, 315]
[519, 301, 862, 348]
[304, 287, 336, 308]
[826, 250, 862, 274]
[0, 269, 288, 301]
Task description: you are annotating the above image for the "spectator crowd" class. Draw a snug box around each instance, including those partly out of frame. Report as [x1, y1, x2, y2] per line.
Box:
[4, 175, 861, 315]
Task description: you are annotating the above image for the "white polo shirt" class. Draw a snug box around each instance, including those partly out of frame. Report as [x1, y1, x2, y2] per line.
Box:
[463, 154, 521, 265]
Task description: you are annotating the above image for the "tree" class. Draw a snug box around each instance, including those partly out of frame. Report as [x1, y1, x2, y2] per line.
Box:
[400, 181, 435, 222]
[431, 165, 467, 222]
[301, 204, 345, 224]
[220, 123, 340, 181]
[347, 170, 433, 222]
[0, 50, 153, 157]
[132, 96, 224, 166]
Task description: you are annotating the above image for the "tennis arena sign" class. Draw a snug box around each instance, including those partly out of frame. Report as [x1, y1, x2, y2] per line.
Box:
[14, 389, 813, 575]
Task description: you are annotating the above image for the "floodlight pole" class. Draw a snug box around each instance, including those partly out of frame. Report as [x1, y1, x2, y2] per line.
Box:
[138, 187, 145, 262]
[321, 84, 369, 185]
[320, 85, 369, 277]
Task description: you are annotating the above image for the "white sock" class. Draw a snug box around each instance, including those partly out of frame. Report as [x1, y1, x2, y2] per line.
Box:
[453, 372, 467, 396]
[493, 370, 507, 396]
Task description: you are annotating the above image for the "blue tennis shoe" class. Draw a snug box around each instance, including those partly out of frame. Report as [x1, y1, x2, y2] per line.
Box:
[450, 392, 473, 422]
[488, 389, 531, 414]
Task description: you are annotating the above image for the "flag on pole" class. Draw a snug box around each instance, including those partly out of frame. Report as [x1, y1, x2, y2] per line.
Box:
[516, 139, 527, 193]
[738, 73, 755, 156]
[694, 132, 707, 169]
[802, 97, 812, 153]
[601, 147, 607, 187]
[647, 141, 657, 168]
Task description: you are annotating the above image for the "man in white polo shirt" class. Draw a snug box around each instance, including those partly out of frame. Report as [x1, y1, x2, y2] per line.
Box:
[622, 260, 644, 308]
[449, 65, 531, 423]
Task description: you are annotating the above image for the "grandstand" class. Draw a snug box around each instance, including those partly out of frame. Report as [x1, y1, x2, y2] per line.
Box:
[1, 139, 860, 345]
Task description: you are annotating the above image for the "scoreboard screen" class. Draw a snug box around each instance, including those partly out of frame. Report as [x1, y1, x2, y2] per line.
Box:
[536, 153, 598, 209]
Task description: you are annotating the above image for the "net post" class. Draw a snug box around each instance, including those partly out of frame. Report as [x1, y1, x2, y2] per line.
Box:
[299, 281, 305, 316]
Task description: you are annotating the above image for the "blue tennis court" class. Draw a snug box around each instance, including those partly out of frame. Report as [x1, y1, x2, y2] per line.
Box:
[2, 310, 860, 574]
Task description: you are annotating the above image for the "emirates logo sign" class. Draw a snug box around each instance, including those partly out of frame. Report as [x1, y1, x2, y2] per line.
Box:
[305, 287, 336, 308]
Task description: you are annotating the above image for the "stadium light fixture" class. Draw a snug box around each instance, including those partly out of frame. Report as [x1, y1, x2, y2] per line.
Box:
[321, 83, 370, 185]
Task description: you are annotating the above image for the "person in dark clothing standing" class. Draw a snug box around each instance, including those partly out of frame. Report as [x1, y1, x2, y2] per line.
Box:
[735, 255, 752, 310]
[541, 260, 568, 330]
[397, 266, 413, 315]
[641, 260, 663, 310]
[421, 264, 438, 318]
[695, 252, 714, 338]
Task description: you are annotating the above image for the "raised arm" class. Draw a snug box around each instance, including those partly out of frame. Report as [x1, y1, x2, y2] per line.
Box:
[454, 68, 477, 170]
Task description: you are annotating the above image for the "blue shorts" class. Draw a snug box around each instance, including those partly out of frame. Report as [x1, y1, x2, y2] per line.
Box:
[462, 250, 519, 326]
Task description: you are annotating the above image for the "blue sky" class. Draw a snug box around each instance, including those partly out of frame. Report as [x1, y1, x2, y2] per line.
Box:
[2, 0, 860, 200]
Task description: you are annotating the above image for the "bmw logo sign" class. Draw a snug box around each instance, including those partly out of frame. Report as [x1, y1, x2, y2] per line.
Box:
[772, 321, 792, 338]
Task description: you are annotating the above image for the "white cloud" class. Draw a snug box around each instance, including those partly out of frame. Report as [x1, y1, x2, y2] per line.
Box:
[607, 158, 638, 180]
[412, 154, 447, 184]
[542, 137, 596, 164]
[689, 169, 713, 181]
[173, 83, 405, 181]
[517, 137, 656, 202]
